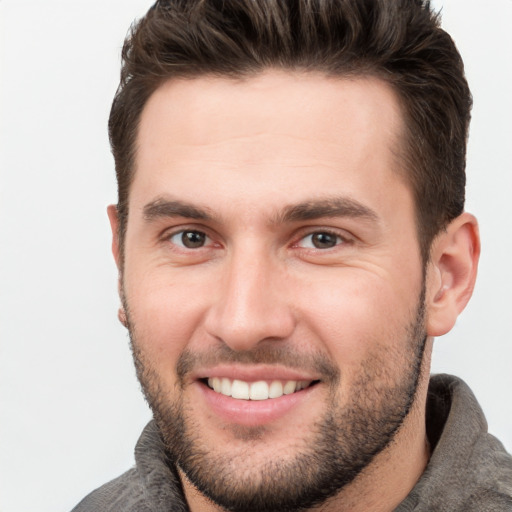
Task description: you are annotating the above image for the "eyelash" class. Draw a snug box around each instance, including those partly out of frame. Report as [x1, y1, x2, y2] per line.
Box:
[165, 229, 214, 249]
[162, 227, 352, 252]
[294, 230, 349, 250]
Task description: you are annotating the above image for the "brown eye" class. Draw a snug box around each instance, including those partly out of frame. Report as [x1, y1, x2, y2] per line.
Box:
[183, 231, 206, 248]
[298, 232, 343, 249]
[311, 232, 338, 249]
[170, 230, 208, 248]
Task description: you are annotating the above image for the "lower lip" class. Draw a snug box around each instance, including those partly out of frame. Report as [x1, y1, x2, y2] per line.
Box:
[196, 381, 317, 426]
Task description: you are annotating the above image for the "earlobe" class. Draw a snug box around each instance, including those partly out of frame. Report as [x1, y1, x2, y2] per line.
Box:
[118, 306, 128, 327]
[426, 213, 480, 337]
[107, 204, 121, 269]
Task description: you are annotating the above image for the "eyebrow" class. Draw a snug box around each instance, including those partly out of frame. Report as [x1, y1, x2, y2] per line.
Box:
[276, 197, 379, 224]
[143, 198, 214, 222]
[142, 196, 379, 225]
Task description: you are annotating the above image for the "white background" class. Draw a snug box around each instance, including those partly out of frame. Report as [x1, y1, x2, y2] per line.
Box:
[0, 1, 511, 511]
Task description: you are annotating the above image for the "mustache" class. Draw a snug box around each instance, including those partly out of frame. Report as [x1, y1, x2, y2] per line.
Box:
[176, 343, 340, 383]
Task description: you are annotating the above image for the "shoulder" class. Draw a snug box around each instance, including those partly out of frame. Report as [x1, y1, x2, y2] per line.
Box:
[70, 421, 188, 512]
[433, 375, 512, 509]
[462, 431, 512, 510]
[397, 375, 512, 511]
[71, 467, 152, 512]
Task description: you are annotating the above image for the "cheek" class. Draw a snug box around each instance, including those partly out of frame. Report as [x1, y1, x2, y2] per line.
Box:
[123, 270, 209, 373]
[295, 269, 422, 369]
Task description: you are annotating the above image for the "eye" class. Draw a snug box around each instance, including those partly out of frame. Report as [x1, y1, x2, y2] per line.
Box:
[169, 230, 210, 249]
[298, 231, 344, 249]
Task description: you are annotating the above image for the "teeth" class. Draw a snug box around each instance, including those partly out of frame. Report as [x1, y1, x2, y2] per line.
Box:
[209, 377, 222, 393]
[283, 381, 296, 395]
[268, 381, 283, 399]
[221, 378, 232, 396]
[297, 381, 309, 391]
[249, 381, 269, 401]
[231, 379, 250, 399]
[207, 378, 313, 400]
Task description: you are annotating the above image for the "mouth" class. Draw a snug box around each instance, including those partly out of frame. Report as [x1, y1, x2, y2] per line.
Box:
[203, 377, 320, 401]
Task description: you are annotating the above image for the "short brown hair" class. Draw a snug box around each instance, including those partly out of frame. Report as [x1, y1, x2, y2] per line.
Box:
[109, 0, 472, 261]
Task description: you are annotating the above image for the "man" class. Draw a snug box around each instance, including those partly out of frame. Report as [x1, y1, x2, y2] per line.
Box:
[72, 0, 512, 510]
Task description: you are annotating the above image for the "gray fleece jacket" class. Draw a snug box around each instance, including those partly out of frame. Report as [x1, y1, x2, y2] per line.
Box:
[72, 374, 512, 511]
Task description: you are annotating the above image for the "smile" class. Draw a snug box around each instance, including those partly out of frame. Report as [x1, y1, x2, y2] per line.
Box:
[206, 378, 316, 400]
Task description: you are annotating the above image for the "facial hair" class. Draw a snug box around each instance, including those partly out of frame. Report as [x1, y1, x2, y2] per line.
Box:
[125, 287, 427, 512]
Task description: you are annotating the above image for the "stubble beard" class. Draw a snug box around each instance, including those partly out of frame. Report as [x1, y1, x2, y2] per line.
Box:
[124, 287, 427, 512]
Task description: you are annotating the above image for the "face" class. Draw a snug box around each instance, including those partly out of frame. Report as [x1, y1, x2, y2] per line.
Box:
[117, 72, 428, 512]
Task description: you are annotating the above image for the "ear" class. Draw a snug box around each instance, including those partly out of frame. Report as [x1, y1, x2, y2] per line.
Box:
[425, 212, 480, 337]
[107, 204, 121, 269]
[107, 204, 128, 328]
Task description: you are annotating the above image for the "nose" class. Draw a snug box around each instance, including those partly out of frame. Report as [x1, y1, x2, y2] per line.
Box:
[204, 245, 296, 351]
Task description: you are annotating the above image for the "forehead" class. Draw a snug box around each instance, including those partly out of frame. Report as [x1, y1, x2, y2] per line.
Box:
[132, 71, 409, 220]
[137, 71, 404, 157]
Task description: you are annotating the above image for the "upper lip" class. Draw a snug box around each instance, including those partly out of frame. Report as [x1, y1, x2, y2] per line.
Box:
[191, 364, 321, 383]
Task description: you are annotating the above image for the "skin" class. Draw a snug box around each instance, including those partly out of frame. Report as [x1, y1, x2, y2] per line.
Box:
[108, 71, 480, 512]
